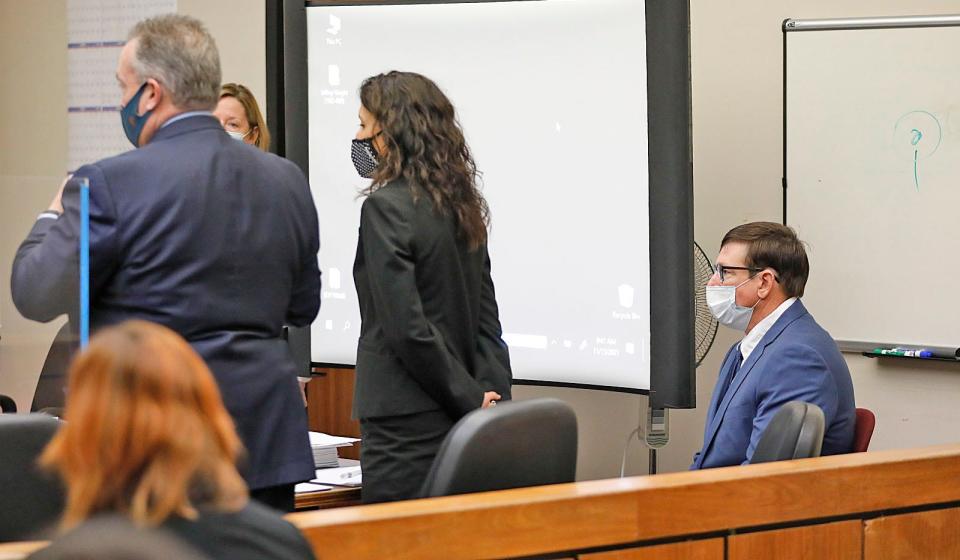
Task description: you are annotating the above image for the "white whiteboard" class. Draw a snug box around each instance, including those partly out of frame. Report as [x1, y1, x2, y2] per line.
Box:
[306, 1, 652, 390]
[786, 17, 960, 347]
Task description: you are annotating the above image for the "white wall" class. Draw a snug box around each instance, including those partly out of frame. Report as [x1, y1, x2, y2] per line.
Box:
[0, 0, 69, 411]
[2, 0, 958, 480]
[178, 0, 267, 111]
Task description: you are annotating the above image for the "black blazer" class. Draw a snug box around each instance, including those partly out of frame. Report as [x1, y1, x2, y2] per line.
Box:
[30, 504, 316, 560]
[352, 181, 512, 420]
[11, 115, 321, 489]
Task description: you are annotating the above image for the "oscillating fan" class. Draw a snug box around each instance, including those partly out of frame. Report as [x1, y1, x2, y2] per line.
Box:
[694, 241, 718, 367]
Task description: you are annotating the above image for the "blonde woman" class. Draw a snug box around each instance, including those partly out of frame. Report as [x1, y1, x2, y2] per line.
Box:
[39, 320, 315, 560]
[214, 82, 271, 151]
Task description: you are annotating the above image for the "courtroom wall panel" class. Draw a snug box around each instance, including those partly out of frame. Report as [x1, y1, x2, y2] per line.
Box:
[581, 538, 723, 560]
[864, 507, 960, 560]
[728, 520, 861, 560]
[307, 367, 360, 460]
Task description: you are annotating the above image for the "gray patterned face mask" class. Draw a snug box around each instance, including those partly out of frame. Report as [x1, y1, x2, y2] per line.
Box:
[351, 133, 381, 178]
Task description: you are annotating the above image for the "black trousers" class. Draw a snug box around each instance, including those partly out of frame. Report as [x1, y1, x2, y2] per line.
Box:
[360, 409, 455, 504]
[250, 483, 296, 513]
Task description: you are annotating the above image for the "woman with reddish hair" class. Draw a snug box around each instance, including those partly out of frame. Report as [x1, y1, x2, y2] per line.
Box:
[38, 320, 315, 560]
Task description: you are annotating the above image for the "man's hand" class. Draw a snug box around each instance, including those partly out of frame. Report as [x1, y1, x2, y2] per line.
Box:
[482, 391, 501, 409]
[48, 175, 72, 214]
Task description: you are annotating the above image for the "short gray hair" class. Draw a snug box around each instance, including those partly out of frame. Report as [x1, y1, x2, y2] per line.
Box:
[128, 14, 221, 110]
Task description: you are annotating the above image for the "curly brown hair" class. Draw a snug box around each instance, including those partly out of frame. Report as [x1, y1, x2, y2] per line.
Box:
[360, 71, 489, 250]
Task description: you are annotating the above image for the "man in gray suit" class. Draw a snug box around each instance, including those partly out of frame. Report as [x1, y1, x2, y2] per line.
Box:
[11, 14, 320, 511]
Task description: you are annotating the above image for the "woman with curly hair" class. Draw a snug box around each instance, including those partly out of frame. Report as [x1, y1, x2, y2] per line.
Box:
[351, 71, 513, 503]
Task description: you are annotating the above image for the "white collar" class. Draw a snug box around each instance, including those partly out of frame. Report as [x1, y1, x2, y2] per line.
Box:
[740, 297, 798, 363]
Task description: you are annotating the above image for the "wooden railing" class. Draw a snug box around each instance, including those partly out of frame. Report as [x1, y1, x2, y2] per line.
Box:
[288, 444, 960, 559]
[5, 445, 959, 559]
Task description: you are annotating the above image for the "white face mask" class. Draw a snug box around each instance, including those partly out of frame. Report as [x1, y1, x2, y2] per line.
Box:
[227, 129, 251, 142]
[706, 276, 759, 332]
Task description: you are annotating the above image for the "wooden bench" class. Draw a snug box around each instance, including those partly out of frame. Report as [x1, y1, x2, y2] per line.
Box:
[289, 444, 960, 559]
[6, 445, 959, 559]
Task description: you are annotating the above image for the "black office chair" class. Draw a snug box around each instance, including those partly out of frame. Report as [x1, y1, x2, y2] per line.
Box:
[750, 401, 825, 464]
[420, 398, 578, 498]
[0, 414, 66, 541]
[0, 394, 16, 413]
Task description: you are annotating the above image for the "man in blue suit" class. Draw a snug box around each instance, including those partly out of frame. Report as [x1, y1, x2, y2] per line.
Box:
[691, 222, 855, 469]
[11, 15, 320, 510]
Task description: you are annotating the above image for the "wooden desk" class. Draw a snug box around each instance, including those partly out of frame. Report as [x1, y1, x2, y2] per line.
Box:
[295, 485, 362, 510]
[295, 458, 362, 511]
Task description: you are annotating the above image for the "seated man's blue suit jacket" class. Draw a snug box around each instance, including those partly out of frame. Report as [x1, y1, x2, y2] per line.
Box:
[692, 300, 855, 469]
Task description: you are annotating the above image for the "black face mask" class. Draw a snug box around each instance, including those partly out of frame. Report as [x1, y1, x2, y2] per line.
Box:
[351, 132, 381, 178]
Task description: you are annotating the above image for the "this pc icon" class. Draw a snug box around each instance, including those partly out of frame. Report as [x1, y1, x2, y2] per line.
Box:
[327, 14, 341, 35]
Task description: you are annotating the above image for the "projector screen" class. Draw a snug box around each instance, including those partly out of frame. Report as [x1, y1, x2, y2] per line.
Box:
[291, 0, 691, 397]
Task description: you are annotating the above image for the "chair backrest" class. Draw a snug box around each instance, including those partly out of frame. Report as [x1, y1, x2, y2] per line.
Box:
[0, 414, 65, 542]
[852, 407, 876, 453]
[420, 398, 578, 498]
[750, 401, 825, 464]
[0, 394, 16, 413]
[28, 514, 211, 560]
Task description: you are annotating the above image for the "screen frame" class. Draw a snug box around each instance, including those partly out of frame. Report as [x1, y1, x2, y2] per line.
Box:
[267, 0, 694, 406]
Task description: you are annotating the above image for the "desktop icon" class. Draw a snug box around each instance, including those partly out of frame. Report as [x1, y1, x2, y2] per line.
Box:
[618, 284, 635, 308]
[327, 14, 341, 35]
[329, 267, 342, 290]
[328, 65, 341, 86]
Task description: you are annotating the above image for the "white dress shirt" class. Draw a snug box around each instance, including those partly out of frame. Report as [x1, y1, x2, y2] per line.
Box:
[740, 297, 798, 364]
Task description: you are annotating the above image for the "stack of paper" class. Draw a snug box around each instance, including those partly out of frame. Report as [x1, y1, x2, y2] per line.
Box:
[312, 465, 362, 487]
[295, 482, 333, 494]
[309, 431, 360, 468]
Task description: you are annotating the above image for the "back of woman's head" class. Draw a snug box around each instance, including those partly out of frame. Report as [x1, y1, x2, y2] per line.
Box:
[41, 320, 247, 528]
[360, 71, 489, 250]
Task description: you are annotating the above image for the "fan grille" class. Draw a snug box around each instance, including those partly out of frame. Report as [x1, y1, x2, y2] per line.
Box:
[694, 242, 718, 367]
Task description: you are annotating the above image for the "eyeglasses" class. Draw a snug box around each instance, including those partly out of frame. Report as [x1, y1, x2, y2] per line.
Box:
[715, 265, 767, 283]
